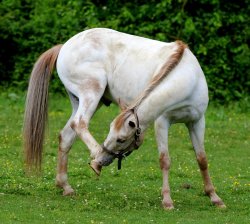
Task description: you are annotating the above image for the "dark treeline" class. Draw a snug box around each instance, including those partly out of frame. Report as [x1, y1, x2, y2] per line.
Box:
[0, 0, 249, 102]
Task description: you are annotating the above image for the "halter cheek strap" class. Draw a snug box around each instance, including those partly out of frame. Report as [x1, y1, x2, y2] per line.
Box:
[103, 108, 142, 170]
[117, 108, 141, 169]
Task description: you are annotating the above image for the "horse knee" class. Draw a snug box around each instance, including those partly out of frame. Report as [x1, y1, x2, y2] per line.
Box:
[159, 153, 171, 170]
[70, 119, 86, 136]
[196, 152, 208, 171]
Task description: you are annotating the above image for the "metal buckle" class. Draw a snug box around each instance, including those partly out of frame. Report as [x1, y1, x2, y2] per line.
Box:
[135, 127, 141, 137]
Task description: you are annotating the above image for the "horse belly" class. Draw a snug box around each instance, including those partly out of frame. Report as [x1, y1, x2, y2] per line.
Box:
[166, 105, 204, 123]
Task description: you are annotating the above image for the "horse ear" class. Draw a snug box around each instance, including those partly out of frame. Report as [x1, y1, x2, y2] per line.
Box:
[128, 121, 136, 128]
[118, 98, 128, 111]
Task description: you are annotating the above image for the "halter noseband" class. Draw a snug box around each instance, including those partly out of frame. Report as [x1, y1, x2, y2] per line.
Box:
[103, 108, 141, 170]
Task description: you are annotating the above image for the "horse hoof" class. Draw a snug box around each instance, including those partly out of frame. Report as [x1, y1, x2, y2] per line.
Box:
[63, 188, 74, 196]
[163, 205, 174, 210]
[218, 204, 226, 209]
[215, 201, 226, 208]
[162, 201, 174, 210]
[89, 161, 102, 176]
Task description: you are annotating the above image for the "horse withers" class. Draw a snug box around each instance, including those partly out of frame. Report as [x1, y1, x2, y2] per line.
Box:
[24, 28, 225, 209]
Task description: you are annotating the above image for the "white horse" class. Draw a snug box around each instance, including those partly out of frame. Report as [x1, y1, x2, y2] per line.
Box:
[24, 28, 225, 209]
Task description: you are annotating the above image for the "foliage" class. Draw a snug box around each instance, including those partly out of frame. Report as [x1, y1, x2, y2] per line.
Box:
[0, 0, 249, 102]
[0, 91, 250, 223]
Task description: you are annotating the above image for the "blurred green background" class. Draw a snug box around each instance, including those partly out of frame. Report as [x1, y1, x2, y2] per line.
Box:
[0, 0, 249, 103]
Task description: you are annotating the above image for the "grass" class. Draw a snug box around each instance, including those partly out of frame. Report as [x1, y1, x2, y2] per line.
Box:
[0, 90, 249, 224]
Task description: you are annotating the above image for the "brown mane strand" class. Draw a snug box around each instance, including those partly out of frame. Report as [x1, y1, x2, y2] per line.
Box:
[114, 110, 131, 131]
[114, 40, 187, 131]
[129, 40, 187, 110]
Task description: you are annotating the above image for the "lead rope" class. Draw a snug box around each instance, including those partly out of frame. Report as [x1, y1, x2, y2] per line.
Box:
[117, 151, 132, 170]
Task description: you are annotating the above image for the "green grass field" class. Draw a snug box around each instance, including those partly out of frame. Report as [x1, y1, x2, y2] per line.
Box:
[0, 91, 249, 224]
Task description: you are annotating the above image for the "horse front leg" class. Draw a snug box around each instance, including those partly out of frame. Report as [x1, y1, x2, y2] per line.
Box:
[155, 116, 174, 210]
[186, 116, 226, 208]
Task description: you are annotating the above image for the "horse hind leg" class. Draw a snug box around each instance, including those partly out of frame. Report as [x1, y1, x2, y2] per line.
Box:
[56, 91, 77, 196]
[56, 83, 105, 194]
[186, 116, 226, 208]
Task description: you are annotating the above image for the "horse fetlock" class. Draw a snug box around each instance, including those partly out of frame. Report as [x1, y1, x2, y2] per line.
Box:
[162, 190, 174, 210]
[90, 149, 99, 159]
[56, 177, 74, 196]
[204, 185, 215, 196]
[55, 174, 68, 187]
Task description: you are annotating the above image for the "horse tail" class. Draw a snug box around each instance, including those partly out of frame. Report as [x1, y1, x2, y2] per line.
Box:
[24, 44, 63, 171]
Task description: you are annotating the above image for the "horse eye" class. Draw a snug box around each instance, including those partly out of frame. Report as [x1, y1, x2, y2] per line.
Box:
[117, 138, 126, 143]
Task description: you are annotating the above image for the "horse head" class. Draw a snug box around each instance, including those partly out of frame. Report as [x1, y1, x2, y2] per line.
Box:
[90, 108, 144, 175]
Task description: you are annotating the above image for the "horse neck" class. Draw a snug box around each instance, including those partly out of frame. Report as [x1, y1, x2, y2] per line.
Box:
[135, 87, 171, 131]
[129, 41, 187, 131]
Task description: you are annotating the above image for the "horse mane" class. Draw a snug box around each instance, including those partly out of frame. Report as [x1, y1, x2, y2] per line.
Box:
[114, 40, 187, 130]
[114, 110, 132, 130]
[130, 40, 187, 110]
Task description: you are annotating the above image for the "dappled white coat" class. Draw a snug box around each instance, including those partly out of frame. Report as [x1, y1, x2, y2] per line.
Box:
[25, 28, 224, 209]
[57, 28, 208, 158]
[57, 28, 208, 127]
[57, 28, 177, 102]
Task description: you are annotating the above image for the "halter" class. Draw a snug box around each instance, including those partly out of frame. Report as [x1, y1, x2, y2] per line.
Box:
[131, 108, 142, 147]
[103, 108, 141, 170]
